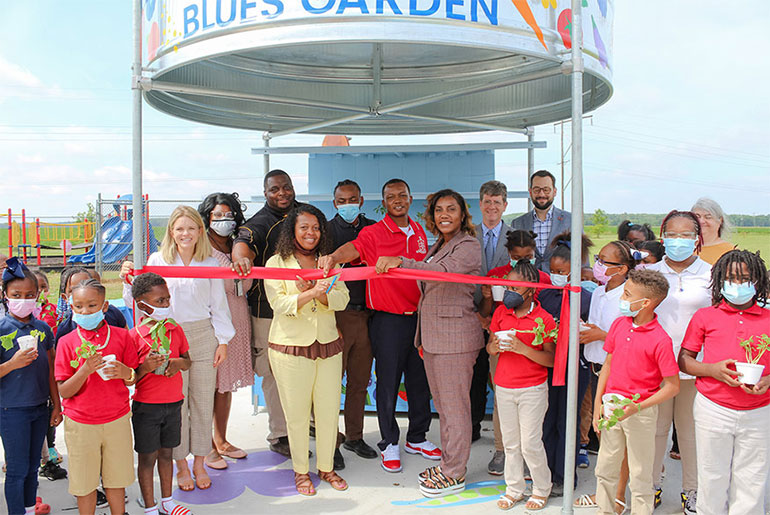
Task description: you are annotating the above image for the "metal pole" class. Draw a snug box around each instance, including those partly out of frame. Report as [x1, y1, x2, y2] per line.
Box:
[527, 127, 535, 212]
[131, 0, 145, 270]
[96, 193, 103, 277]
[563, 0, 584, 512]
[262, 133, 271, 175]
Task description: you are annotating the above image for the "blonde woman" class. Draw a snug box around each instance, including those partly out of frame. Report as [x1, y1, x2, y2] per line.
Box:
[121, 205, 234, 491]
[264, 204, 350, 496]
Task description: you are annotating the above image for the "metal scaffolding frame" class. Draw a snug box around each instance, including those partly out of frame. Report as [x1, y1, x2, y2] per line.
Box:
[131, 0, 586, 510]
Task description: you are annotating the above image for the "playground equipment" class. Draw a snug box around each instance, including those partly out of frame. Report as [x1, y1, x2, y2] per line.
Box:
[68, 194, 160, 268]
[6, 209, 95, 266]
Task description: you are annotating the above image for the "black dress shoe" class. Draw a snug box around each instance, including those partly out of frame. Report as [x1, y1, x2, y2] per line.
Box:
[269, 436, 292, 458]
[333, 448, 346, 470]
[471, 429, 482, 443]
[342, 439, 378, 459]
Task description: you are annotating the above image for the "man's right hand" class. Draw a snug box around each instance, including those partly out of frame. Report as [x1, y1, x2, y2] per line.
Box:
[231, 257, 252, 277]
[317, 255, 337, 277]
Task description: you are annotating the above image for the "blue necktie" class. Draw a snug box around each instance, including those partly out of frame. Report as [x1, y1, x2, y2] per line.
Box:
[485, 231, 495, 271]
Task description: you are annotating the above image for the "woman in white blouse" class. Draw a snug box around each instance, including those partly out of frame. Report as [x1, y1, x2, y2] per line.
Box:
[122, 205, 234, 491]
[648, 210, 711, 514]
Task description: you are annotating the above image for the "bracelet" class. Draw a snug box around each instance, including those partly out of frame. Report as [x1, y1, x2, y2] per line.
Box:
[125, 368, 136, 383]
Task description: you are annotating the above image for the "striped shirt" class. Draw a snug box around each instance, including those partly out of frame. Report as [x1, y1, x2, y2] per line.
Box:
[532, 207, 554, 255]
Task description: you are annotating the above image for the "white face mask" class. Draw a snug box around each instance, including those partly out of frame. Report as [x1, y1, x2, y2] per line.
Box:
[549, 273, 569, 288]
[210, 220, 236, 237]
[141, 303, 172, 321]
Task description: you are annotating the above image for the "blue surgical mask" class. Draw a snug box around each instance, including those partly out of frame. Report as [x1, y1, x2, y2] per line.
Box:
[72, 309, 105, 331]
[663, 238, 696, 262]
[502, 290, 525, 310]
[510, 258, 536, 268]
[581, 280, 599, 294]
[619, 298, 647, 318]
[550, 273, 569, 288]
[337, 204, 360, 224]
[721, 281, 756, 305]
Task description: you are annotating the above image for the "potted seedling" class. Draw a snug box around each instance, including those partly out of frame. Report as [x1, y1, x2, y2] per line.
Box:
[496, 318, 558, 351]
[598, 393, 641, 431]
[139, 318, 177, 375]
[736, 334, 770, 385]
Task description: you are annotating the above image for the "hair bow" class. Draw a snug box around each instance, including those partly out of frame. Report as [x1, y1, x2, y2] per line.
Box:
[2, 257, 27, 283]
[556, 239, 571, 249]
[631, 250, 650, 261]
[627, 221, 634, 227]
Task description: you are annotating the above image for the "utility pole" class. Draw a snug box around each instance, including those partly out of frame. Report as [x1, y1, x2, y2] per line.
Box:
[554, 116, 592, 210]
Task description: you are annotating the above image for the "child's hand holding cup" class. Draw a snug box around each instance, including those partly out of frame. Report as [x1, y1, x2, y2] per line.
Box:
[495, 330, 515, 352]
[96, 354, 118, 380]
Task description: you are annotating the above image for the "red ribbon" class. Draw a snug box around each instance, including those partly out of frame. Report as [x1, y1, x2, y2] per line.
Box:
[131, 266, 579, 386]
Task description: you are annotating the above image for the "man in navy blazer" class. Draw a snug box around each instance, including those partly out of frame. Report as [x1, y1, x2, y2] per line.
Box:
[511, 170, 572, 273]
[471, 180, 511, 474]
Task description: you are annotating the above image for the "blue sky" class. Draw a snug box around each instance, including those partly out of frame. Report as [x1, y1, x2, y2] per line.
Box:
[1, 1, 768, 220]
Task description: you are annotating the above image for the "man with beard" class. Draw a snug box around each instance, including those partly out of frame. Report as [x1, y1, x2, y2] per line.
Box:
[232, 169, 298, 457]
[511, 170, 572, 272]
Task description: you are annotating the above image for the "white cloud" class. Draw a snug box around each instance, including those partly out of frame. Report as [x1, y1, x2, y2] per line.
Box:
[0, 55, 42, 87]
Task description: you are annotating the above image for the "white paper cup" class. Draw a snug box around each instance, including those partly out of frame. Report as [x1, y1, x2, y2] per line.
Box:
[96, 354, 117, 381]
[735, 362, 765, 385]
[491, 285, 505, 302]
[602, 393, 628, 419]
[17, 335, 38, 352]
[495, 330, 516, 351]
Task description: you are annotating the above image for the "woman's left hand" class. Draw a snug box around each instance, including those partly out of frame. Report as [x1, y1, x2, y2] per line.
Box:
[213, 344, 228, 368]
[375, 256, 402, 274]
[295, 276, 315, 292]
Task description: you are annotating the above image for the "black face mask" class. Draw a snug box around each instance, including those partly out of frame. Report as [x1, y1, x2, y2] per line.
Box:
[502, 290, 525, 310]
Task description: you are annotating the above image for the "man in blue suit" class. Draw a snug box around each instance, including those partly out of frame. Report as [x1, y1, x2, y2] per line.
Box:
[511, 170, 573, 273]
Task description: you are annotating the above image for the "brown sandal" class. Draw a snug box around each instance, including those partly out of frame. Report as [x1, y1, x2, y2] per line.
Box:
[318, 470, 348, 491]
[294, 472, 316, 496]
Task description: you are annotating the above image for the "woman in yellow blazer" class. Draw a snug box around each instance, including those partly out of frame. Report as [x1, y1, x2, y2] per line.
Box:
[264, 204, 350, 497]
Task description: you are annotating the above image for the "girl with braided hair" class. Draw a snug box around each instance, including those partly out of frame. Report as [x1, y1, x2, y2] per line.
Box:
[647, 210, 712, 514]
[679, 249, 769, 514]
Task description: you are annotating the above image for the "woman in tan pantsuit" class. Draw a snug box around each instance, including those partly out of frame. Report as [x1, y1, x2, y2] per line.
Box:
[377, 189, 483, 498]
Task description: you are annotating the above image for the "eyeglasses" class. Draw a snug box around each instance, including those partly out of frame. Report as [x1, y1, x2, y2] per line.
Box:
[662, 232, 697, 239]
[594, 255, 622, 267]
[530, 187, 552, 195]
[211, 212, 235, 221]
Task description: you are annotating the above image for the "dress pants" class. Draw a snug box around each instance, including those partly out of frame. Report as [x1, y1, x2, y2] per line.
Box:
[336, 309, 373, 441]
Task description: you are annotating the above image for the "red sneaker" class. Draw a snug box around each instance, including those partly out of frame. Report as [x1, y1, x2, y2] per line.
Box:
[381, 443, 402, 473]
[405, 440, 442, 460]
[35, 497, 51, 515]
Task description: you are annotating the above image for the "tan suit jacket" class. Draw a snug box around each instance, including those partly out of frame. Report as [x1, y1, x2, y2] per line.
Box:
[402, 231, 484, 354]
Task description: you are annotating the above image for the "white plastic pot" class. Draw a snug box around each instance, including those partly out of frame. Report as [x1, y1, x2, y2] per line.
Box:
[17, 335, 38, 352]
[96, 354, 117, 381]
[602, 393, 628, 419]
[491, 285, 505, 302]
[735, 362, 765, 385]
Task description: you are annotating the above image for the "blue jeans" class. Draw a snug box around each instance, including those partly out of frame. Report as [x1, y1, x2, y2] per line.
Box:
[1, 404, 48, 514]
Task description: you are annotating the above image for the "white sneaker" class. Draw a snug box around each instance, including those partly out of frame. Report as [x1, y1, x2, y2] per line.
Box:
[381, 443, 402, 472]
[405, 440, 442, 460]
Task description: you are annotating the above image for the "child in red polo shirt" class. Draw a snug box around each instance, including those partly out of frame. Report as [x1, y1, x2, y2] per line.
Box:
[679, 250, 770, 515]
[487, 262, 556, 511]
[594, 269, 680, 515]
[129, 273, 192, 515]
[54, 278, 138, 515]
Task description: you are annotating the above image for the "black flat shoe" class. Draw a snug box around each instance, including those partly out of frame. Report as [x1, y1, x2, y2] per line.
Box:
[342, 439, 378, 459]
[333, 448, 346, 470]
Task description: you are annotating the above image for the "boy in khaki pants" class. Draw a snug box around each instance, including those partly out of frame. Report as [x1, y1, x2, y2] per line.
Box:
[594, 269, 680, 515]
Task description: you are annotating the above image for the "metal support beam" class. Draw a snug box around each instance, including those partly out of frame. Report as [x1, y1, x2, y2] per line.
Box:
[371, 43, 383, 111]
[527, 127, 535, 212]
[95, 193, 103, 277]
[131, 0, 145, 270]
[262, 133, 270, 175]
[148, 80, 371, 115]
[390, 113, 528, 135]
[251, 141, 546, 155]
[563, 0, 584, 512]
[268, 112, 373, 139]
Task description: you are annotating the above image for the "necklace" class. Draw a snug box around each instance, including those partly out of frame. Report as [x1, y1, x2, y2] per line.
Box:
[76, 324, 111, 351]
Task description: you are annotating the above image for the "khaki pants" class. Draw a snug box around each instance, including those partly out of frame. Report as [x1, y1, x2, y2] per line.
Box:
[173, 320, 218, 460]
[579, 383, 594, 445]
[496, 381, 551, 498]
[694, 393, 770, 515]
[653, 378, 697, 491]
[251, 316, 287, 444]
[595, 404, 659, 515]
[269, 349, 342, 474]
[490, 353, 503, 452]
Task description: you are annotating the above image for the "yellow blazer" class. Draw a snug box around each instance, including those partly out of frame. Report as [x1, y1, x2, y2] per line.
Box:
[264, 253, 350, 346]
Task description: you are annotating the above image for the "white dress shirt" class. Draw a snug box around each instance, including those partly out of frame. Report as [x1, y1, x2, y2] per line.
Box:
[583, 282, 625, 364]
[123, 252, 235, 346]
[648, 257, 712, 379]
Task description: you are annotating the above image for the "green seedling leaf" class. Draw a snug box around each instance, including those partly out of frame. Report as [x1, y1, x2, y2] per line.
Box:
[1, 330, 18, 351]
[70, 359, 79, 368]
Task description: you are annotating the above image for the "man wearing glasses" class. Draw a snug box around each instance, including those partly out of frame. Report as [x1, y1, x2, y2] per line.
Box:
[511, 170, 572, 272]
